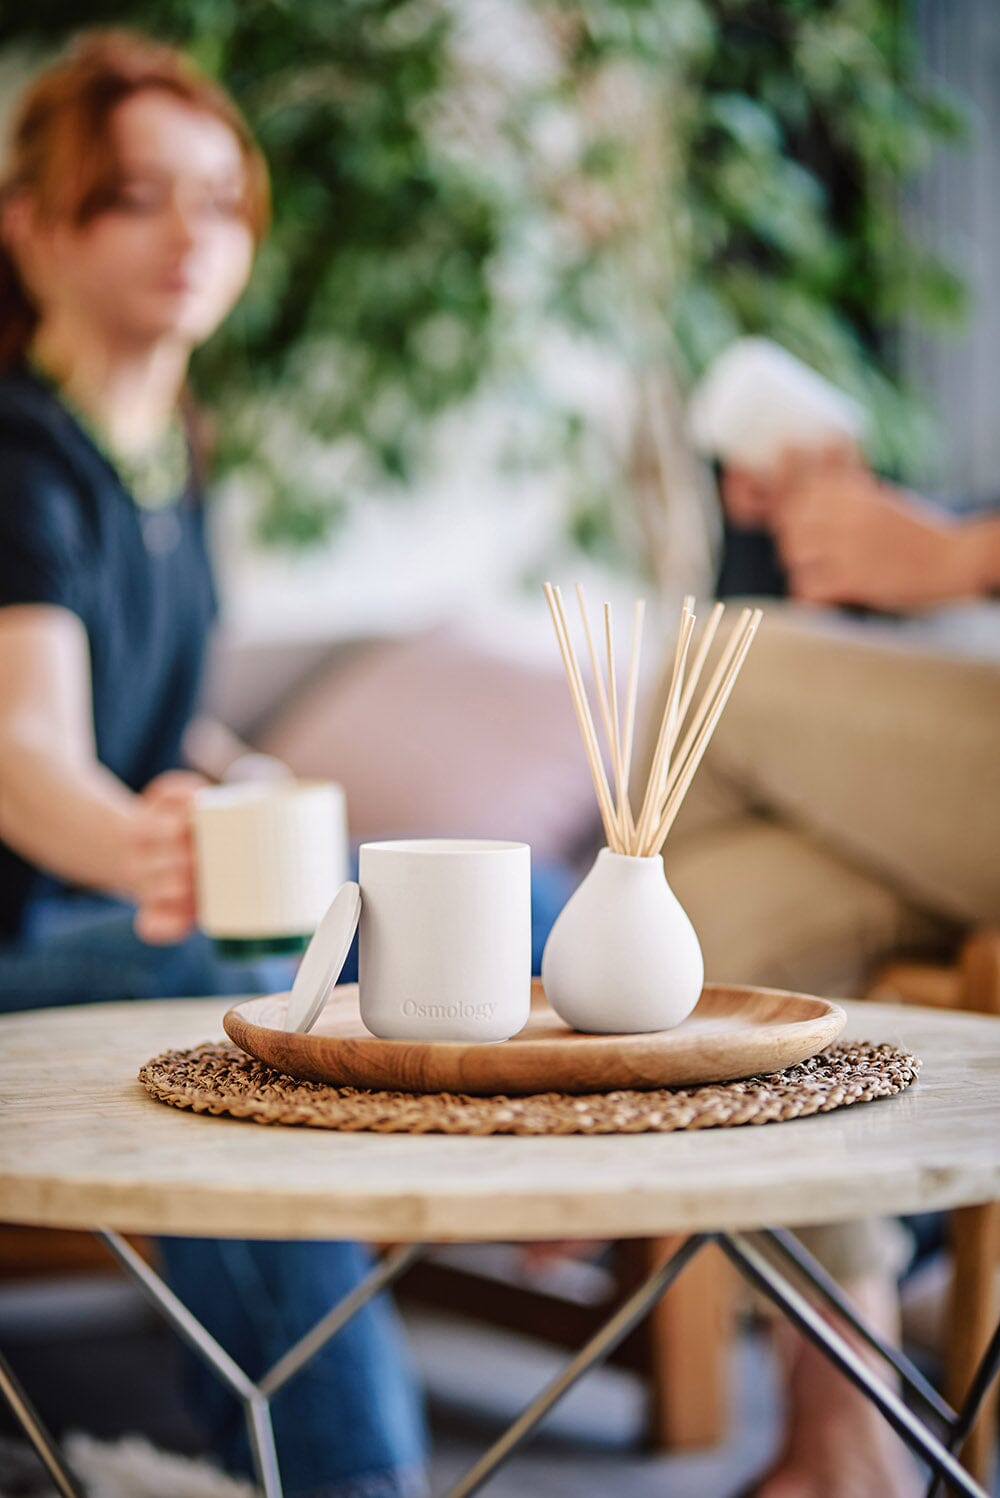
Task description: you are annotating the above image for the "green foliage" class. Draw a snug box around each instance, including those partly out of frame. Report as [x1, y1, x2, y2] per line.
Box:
[4, 0, 505, 541]
[545, 0, 967, 482]
[2, 0, 966, 543]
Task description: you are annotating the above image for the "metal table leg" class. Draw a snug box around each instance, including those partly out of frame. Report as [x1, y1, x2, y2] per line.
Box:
[0, 1234, 710, 1498]
[720, 1231, 994, 1498]
[258, 1242, 425, 1398]
[758, 1226, 955, 1427]
[734, 1228, 1000, 1498]
[0, 1234, 427, 1498]
[0, 1348, 86, 1498]
[2, 1226, 996, 1498]
[926, 1316, 1000, 1498]
[442, 1233, 709, 1498]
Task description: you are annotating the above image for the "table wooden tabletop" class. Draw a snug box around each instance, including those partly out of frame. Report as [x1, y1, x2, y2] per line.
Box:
[1, 995, 998, 1242]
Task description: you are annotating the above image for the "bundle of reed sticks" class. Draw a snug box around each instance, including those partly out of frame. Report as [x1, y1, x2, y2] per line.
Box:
[543, 583, 762, 857]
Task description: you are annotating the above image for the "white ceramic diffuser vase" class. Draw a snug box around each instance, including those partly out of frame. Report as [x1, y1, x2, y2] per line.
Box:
[540, 580, 761, 1037]
[542, 849, 704, 1034]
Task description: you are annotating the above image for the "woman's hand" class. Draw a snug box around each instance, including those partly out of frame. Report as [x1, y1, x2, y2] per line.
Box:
[722, 441, 865, 532]
[122, 769, 208, 945]
[773, 460, 973, 610]
[121, 752, 294, 944]
[721, 465, 778, 530]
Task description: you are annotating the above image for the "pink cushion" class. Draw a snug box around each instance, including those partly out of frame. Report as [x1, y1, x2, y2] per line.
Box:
[258, 628, 602, 861]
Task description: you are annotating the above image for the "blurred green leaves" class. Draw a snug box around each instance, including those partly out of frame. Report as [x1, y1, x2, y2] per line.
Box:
[600, 0, 969, 478]
[2, 0, 967, 541]
[3, 0, 504, 542]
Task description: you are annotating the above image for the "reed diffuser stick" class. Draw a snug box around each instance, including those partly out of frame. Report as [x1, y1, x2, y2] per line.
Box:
[603, 603, 628, 848]
[654, 607, 752, 833]
[634, 605, 695, 854]
[544, 586, 761, 862]
[643, 592, 698, 837]
[620, 597, 645, 841]
[640, 600, 733, 850]
[543, 583, 621, 850]
[575, 585, 614, 747]
[676, 600, 725, 732]
[575, 585, 626, 846]
[649, 609, 762, 852]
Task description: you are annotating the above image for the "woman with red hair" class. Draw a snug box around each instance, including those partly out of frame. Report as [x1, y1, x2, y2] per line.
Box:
[0, 32, 427, 1497]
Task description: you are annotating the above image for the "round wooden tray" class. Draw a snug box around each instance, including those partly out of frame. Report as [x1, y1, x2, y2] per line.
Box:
[223, 980, 846, 1096]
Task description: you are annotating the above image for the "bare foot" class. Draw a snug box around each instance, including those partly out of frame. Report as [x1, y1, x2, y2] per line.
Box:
[752, 1275, 923, 1498]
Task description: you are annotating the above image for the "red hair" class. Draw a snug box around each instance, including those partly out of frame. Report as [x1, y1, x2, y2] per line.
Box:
[0, 29, 270, 369]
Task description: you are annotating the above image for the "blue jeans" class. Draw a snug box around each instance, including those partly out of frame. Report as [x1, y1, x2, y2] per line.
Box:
[0, 861, 576, 1494]
[0, 894, 429, 1498]
[157, 1237, 429, 1498]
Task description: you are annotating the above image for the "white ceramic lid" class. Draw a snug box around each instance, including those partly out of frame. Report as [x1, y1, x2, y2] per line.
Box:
[283, 881, 361, 1034]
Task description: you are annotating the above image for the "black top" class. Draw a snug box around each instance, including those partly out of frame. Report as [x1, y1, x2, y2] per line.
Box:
[0, 368, 217, 939]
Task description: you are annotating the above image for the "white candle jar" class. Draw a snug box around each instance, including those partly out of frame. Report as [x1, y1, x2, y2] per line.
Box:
[358, 839, 532, 1043]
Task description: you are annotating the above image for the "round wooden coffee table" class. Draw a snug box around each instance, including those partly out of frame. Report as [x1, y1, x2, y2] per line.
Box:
[1, 994, 999, 1498]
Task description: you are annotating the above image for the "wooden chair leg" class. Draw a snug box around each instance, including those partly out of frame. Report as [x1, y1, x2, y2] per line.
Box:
[619, 1236, 733, 1450]
[961, 931, 1000, 1018]
[946, 1201, 1000, 1487]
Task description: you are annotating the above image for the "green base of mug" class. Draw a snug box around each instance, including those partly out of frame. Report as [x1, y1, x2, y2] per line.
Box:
[212, 934, 310, 960]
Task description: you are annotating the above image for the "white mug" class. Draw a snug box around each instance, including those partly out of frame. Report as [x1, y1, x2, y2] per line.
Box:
[192, 781, 349, 952]
[688, 336, 867, 472]
[358, 839, 531, 1042]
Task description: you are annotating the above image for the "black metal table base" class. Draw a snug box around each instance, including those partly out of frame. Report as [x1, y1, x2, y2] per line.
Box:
[2, 1229, 997, 1497]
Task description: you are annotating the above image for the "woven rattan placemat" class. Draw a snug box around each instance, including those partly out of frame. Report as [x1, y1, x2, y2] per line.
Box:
[138, 1040, 920, 1135]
